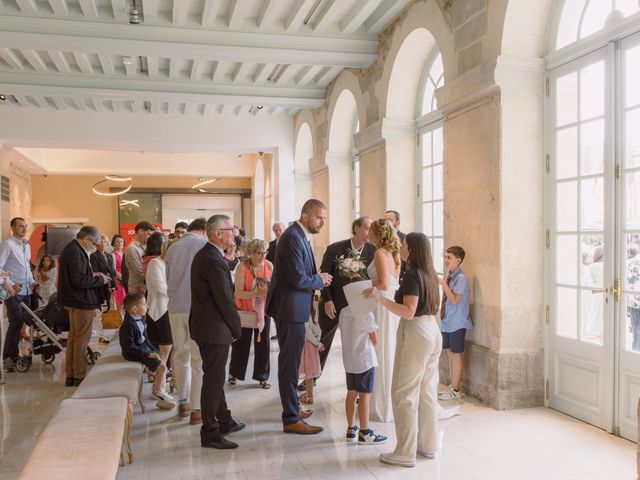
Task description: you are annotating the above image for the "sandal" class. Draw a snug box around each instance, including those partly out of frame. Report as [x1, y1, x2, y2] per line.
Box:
[99, 337, 110, 344]
[228, 375, 237, 385]
[298, 392, 314, 404]
[259, 380, 271, 389]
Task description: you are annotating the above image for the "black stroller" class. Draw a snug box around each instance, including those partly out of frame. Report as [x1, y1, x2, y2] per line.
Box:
[16, 293, 100, 372]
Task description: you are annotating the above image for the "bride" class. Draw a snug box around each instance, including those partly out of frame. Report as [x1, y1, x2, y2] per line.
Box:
[368, 218, 402, 422]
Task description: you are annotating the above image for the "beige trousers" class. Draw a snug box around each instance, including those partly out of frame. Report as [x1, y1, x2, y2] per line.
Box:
[169, 312, 202, 409]
[66, 308, 95, 380]
[391, 315, 442, 460]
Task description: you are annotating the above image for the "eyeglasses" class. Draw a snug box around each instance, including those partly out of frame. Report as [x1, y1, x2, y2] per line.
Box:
[254, 251, 267, 255]
[216, 228, 234, 231]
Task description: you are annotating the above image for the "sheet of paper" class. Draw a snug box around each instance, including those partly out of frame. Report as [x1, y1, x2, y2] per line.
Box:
[343, 280, 377, 319]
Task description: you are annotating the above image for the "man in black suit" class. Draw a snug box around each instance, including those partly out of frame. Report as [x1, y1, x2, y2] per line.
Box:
[317, 216, 376, 372]
[384, 210, 405, 242]
[266, 199, 332, 435]
[266, 221, 285, 265]
[190, 214, 244, 449]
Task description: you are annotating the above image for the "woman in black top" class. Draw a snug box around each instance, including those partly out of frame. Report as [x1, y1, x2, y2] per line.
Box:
[364, 232, 442, 468]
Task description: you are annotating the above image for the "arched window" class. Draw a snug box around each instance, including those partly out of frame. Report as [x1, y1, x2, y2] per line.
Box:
[417, 47, 444, 272]
[353, 120, 360, 219]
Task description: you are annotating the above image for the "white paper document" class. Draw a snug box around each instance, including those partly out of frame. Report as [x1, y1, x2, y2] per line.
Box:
[343, 280, 377, 319]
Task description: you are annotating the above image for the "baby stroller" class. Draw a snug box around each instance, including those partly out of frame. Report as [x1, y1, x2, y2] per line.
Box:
[16, 293, 100, 372]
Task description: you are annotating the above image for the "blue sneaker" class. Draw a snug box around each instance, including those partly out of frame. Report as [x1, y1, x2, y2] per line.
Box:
[359, 428, 388, 445]
[346, 425, 359, 443]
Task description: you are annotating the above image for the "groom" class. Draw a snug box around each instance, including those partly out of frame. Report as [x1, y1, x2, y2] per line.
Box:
[266, 199, 332, 434]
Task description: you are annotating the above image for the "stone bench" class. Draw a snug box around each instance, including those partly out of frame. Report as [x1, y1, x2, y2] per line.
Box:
[19, 397, 128, 480]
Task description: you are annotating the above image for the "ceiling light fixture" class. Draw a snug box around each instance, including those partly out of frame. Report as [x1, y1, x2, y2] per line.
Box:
[123, 56, 134, 65]
[129, 0, 141, 24]
[119, 199, 139, 207]
[266, 64, 282, 82]
[105, 174, 132, 182]
[92, 179, 132, 196]
[303, 0, 323, 25]
[192, 178, 219, 190]
[0, 94, 5, 101]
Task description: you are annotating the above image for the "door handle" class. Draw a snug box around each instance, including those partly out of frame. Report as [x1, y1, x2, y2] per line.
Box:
[612, 278, 621, 303]
[591, 287, 610, 294]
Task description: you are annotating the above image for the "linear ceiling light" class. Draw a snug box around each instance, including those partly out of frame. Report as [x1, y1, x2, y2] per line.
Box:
[93, 179, 132, 196]
[192, 178, 219, 190]
[303, 0, 323, 25]
[105, 174, 132, 181]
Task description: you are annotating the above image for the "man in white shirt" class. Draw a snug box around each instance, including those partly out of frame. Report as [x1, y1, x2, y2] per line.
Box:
[0, 217, 37, 372]
[124, 221, 153, 294]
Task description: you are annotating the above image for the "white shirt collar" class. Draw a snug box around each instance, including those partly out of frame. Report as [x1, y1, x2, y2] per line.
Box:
[209, 241, 225, 257]
[350, 238, 364, 255]
[296, 221, 312, 242]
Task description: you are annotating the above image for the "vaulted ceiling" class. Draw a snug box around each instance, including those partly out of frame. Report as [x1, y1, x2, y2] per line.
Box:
[0, 0, 411, 117]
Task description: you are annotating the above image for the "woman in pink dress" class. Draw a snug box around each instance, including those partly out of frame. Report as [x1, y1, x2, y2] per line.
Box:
[111, 234, 126, 313]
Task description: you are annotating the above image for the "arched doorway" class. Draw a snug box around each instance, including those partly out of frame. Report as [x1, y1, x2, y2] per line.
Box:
[253, 156, 265, 240]
[294, 123, 313, 214]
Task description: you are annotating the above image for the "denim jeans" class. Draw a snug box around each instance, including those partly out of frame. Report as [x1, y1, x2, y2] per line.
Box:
[3, 295, 27, 362]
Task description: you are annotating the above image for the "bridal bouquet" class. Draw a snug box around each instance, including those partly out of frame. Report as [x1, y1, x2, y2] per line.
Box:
[335, 249, 369, 280]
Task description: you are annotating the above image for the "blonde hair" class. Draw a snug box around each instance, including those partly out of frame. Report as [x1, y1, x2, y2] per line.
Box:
[371, 218, 401, 268]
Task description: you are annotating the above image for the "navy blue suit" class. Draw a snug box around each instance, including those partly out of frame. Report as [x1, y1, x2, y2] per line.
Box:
[266, 223, 323, 424]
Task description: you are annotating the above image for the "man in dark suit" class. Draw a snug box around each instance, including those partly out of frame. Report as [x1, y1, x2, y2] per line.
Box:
[317, 216, 376, 371]
[190, 214, 244, 449]
[266, 199, 332, 434]
[384, 210, 405, 241]
[266, 221, 285, 265]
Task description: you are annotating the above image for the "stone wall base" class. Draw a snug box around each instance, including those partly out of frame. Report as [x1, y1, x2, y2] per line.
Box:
[439, 342, 544, 410]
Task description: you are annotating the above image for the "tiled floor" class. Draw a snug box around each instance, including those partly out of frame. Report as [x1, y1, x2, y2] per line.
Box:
[0, 336, 636, 479]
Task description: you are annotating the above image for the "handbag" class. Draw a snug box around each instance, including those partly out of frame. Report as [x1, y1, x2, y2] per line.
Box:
[239, 310, 259, 329]
[102, 298, 123, 329]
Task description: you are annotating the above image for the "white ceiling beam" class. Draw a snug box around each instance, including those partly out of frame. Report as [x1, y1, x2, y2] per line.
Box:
[314, 65, 341, 85]
[131, 100, 143, 113]
[0, 18, 378, 67]
[269, 106, 284, 116]
[92, 98, 104, 111]
[98, 54, 115, 76]
[72, 97, 86, 111]
[111, 100, 121, 112]
[365, 0, 408, 33]
[295, 64, 321, 85]
[172, 0, 187, 25]
[146, 56, 158, 78]
[275, 64, 297, 85]
[218, 104, 227, 115]
[285, 0, 315, 32]
[211, 61, 226, 83]
[169, 58, 180, 79]
[47, 0, 67, 16]
[167, 101, 177, 114]
[0, 49, 24, 70]
[227, 0, 247, 29]
[257, 0, 279, 30]
[16, 0, 38, 15]
[21, 49, 48, 72]
[149, 101, 158, 114]
[233, 62, 251, 83]
[33, 96, 49, 108]
[111, 0, 128, 22]
[51, 96, 67, 110]
[49, 50, 71, 74]
[0, 72, 327, 107]
[141, 0, 158, 23]
[78, 0, 99, 17]
[190, 60, 204, 81]
[124, 59, 137, 76]
[313, 0, 339, 32]
[253, 63, 274, 84]
[203, 103, 216, 115]
[13, 95, 30, 107]
[341, 0, 384, 34]
[184, 102, 196, 115]
[233, 105, 243, 116]
[73, 52, 93, 75]
[201, 0, 221, 26]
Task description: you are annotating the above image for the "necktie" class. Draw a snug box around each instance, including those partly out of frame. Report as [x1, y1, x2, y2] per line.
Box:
[440, 275, 451, 321]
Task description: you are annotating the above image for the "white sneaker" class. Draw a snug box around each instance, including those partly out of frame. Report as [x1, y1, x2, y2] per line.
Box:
[438, 387, 461, 401]
[379, 452, 415, 468]
[151, 389, 174, 402]
[417, 450, 436, 459]
[155, 399, 176, 410]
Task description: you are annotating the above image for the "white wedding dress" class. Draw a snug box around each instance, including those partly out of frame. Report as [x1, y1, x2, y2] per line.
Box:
[368, 261, 400, 422]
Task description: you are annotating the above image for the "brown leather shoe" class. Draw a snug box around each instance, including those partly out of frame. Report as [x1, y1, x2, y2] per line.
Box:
[178, 403, 191, 419]
[283, 420, 323, 435]
[298, 409, 313, 420]
[189, 410, 202, 425]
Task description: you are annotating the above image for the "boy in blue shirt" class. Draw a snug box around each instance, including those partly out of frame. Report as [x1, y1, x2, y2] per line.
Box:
[438, 246, 472, 401]
[120, 293, 175, 410]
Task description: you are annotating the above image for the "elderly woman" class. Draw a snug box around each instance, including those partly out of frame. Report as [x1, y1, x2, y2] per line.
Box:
[228, 238, 273, 389]
[90, 234, 117, 344]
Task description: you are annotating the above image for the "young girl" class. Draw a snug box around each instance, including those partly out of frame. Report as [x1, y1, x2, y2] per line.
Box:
[298, 312, 324, 404]
[36, 254, 57, 307]
[111, 235, 126, 314]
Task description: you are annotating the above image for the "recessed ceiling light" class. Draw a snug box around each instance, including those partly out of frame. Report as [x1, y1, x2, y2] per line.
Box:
[257, 105, 263, 109]
[0, 94, 5, 101]
[123, 56, 134, 65]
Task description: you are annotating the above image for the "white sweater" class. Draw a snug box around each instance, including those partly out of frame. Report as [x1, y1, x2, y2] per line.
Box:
[146, 257, 168, 321]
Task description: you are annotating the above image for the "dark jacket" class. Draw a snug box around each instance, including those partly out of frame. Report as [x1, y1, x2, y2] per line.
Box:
[319, 239, 376, 315]
[90, 250, 116, 305]
[57, 239, 105, 309]
[266, 239, 277, 265]
[119, 312, 156, 363]
[266, 223, 323, 323]
[189, 242, 241, 345]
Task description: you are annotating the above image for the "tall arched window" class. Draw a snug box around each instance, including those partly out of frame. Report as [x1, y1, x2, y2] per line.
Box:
[352, 120, 360, 219]
[417, 48, 444, 272]
[545, 0, 640, 441]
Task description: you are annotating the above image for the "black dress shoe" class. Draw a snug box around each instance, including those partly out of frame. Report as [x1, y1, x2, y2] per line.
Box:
[72, 378, 83, 386]
[201, 437, 239, 449]
[220, 421, 246, 436]
[65, 377, 75, 387]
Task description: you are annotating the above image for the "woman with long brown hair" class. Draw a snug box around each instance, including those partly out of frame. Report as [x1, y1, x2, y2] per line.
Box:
[367, 218, 402, 422]
[365, 232, 442, 468]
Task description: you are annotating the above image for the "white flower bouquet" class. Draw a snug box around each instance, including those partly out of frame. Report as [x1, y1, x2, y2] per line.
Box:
[335, 248, 369, 281]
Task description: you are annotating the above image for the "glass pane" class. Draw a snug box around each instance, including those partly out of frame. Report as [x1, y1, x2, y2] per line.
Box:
[422, 203, 433, 236]
[556, 126, 578, 179]
[557, 234, 578, 285]
[557, 287, 578, 339]
[422, 167, 432, 200]
[625, 171, 640, 229]
[581, 289, 604, 345]
[430, 54, 443, 84]
[421, 133, 432, 167]
[432, 237, 444, 275]
[616, 0, 640, 17]
[433, 128, 443, 165]
[624, 294, 640, 352]
[580, 0, 611, 39]
[433, 164, 443, 201]
[626, 109, 640, 168]
[556, 72, 578, 126]
[557, 181, 578, 231]
[580, 119, 604, 175]
[625, 44, 640, 108]
[354, 160, 360, 187]
[580, 235, 604, 287]
[581, 177, 604, 231]
[625, 234, 640, 290]
[433, 201, 443, 237]
[580, 61, 605, 121]
[422, 80, 435, 116]
[556, 0, 587, 49]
